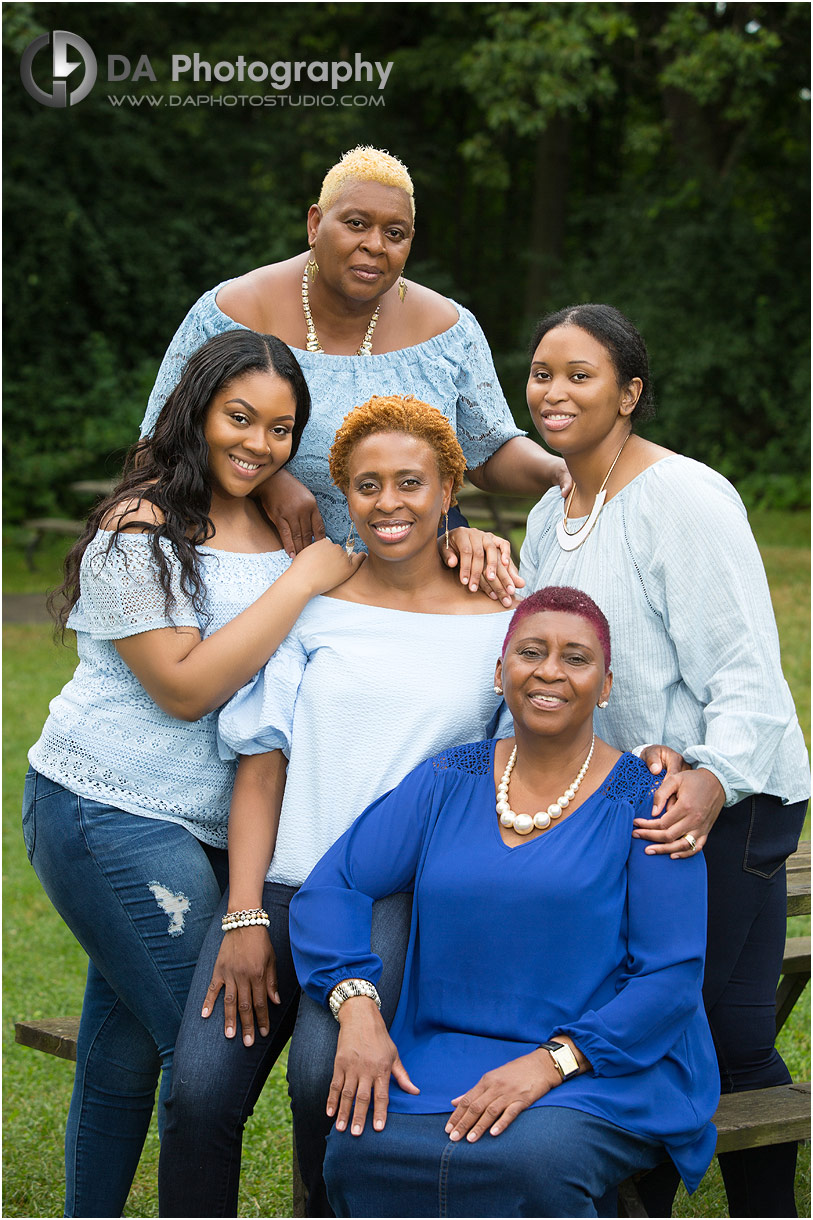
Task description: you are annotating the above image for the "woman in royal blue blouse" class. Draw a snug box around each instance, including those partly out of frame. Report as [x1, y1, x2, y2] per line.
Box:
[290, 586, 720, 1218]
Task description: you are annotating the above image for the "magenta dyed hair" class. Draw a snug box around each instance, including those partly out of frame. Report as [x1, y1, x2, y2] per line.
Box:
[502, 587, 611, 670]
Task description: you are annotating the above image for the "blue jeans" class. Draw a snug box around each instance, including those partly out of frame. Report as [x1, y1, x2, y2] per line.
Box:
[158, 885, 412, 1217]
[22, 769, 228, 1218]
[325, 1107, 665, 1217]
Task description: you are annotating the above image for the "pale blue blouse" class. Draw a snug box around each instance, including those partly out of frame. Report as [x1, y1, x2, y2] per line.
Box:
[291, 745, 719, 1193]
[139, 281, 524, 543]
[217, 598, 513, 886]
[29, 530, 291, 849]
[519, 456, 809, 807]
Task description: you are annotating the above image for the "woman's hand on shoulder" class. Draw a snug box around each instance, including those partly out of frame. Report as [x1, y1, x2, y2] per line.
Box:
[328, 996, 419, 1135]
[442, 526, 524, 607]
[258, 469, 326, 557]
[633, 767, 726, 858]
[201, 925, 280, 1046]
[446, 1049, 560, 1143]
[288, 537, 365, 596]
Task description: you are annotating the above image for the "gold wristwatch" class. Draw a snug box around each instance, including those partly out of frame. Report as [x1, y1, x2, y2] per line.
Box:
[539, 1039, 580, 1081]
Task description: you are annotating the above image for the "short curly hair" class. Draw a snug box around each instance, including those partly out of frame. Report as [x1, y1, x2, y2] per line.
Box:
[502, 586, 611, 671]
[329, 395, 466, 505]
[318, 146, 415, 219]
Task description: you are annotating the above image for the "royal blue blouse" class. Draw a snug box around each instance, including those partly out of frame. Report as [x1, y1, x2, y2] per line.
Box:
[290, 744, 720, 1192]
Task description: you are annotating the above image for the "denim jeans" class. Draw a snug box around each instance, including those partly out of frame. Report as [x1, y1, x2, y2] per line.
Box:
[159, 885, 412, 1217]
[22, 769, 228, 1218]
[325, 1106, 665, 1217]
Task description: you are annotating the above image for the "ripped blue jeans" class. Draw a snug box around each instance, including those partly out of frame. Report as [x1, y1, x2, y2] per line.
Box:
[22, 768, 228, 1218]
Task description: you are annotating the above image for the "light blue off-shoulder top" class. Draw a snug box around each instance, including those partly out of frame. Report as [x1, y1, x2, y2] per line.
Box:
[139, 281, 525, 543]
[217, 597, 514, 886]
[29, 530, 291, 849]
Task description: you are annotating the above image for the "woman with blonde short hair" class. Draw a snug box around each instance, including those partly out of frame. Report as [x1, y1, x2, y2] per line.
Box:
[141, 146, 568, 603]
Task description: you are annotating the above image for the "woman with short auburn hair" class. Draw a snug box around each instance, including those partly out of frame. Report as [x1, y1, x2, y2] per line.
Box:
[158, 395, 519, 1216]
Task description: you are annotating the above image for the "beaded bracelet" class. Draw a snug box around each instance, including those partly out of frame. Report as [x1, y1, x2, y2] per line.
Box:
[328, 978, 382, 1021]
[221, 908, 271, 932]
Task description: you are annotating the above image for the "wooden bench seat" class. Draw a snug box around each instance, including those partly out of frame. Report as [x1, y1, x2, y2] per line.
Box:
[15, 1031, 810, 1218]
[22, 518, 83, 570]
[15, 841, 809, 1215]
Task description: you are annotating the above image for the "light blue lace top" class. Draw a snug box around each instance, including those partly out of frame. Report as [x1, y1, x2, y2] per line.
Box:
[139, 281, 525, 542]
[520, 455, 809, 807]
[29, 531, 291, 849]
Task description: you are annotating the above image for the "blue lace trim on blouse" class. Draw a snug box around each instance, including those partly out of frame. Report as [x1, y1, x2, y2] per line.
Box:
[434, 740, 664, 802]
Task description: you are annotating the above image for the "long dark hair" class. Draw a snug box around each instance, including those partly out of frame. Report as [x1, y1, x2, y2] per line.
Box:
[530, 303, 655, 425]
[50, 330, 310, 634]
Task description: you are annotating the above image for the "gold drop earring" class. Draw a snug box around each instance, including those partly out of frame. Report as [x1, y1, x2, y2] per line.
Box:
[307, 243, 319, 281]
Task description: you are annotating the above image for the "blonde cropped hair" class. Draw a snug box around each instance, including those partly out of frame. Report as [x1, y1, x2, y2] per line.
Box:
[329, 395, 465, 504]
[317, 146, 415, 219]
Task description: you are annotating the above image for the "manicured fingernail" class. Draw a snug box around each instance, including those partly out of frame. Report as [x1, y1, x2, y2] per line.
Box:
[489, 591, 498, 599]
[201, 1006, 210, 1017]
[449, 1130, 461, 1142]
[260, 1026, 269, 1037]
[226, 1026, 234, 1037]
[444, 1123, 452, 1133]
[469, 582, 477, 591]
[467, 1131, 479, 1142]
[506, 584, 515, 594]
[336, 1119, 345, 1131]
[327, 1105, 335, 1117]
[487, 569, 495, 580]
[352, 1124, 361, 1135]
[374, 1119, 384, 1130]
[645, 847, 655, 855]
[244, 1034, 254, 1046]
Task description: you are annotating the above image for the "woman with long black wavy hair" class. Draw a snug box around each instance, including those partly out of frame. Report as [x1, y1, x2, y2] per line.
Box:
[23, 329, 360, 1218]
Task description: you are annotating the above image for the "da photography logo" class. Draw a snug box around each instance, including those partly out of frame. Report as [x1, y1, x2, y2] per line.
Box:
[21, 30, 97, 108]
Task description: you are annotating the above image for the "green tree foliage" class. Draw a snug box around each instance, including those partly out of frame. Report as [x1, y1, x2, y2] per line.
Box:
[3, 1, 809, 520]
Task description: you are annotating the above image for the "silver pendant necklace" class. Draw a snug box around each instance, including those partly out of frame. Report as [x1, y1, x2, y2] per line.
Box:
[556, 434, 630, 552]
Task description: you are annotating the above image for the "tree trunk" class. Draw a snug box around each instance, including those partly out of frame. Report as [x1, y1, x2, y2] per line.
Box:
[524, 115, 570, 317]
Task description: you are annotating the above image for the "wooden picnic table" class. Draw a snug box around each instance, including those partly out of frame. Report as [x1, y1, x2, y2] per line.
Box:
[786, 837, 810, 916]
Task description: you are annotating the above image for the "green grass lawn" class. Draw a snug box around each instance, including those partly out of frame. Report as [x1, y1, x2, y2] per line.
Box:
[3, 513, 810, 1217]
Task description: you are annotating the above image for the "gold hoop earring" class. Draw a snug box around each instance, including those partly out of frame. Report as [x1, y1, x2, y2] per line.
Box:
[398, 272, 408, 303]
[345, 522, 357, 556]
[307, 244, 319, 281]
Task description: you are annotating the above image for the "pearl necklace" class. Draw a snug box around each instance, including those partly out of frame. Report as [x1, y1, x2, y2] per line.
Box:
[301, 268, 380, 356]
[496, 735, 595, 836]
[556, 435, 630, 551]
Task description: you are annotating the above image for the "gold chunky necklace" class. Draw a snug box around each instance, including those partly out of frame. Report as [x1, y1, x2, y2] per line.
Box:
[301, 268, 380, 356]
